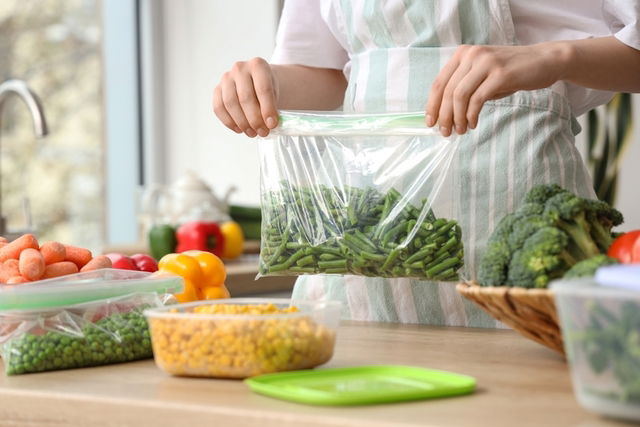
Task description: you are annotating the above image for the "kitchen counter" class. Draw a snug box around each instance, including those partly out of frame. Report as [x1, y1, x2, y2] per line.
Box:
[0, 321, 622, 427]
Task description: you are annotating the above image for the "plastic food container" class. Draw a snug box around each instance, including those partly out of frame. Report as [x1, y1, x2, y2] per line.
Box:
[0, 269, 183, 375]
[552, 269, 640, 422]
[144, 298, 341, 378]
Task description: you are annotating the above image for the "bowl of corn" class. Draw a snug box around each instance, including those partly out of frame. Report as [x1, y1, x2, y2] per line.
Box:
[144, 298, 341, 378]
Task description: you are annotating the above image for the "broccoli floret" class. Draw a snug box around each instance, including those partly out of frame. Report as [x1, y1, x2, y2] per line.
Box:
[507, 227, 573, 288]
[477, 213, 519, 286]
[544, 192, 601, 258]
[523, 184, 566, 205]
[478, 184, 624, 288]
[563, 255, 620, 279]
[585, 199, 625, 251]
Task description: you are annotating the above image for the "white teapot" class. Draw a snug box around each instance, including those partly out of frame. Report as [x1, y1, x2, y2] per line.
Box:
[141, 171, 234, 226]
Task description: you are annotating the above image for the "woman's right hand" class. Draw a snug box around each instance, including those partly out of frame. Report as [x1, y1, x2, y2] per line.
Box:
[213, 57, 279, 138]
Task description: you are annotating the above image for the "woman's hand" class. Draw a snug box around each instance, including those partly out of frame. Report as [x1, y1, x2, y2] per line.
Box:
[425, 43, 568, 137]
[213, 57, 279, 138]
[213, 60, 347, 138]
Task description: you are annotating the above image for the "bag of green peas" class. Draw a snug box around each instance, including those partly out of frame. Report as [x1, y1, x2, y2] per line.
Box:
[0, 269, 182, 375]
[258, 111, 464, 281]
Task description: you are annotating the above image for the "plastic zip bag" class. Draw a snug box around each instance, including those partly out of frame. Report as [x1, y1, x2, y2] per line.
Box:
[0, 269, 182, 375]
[258, 111, 463, 280]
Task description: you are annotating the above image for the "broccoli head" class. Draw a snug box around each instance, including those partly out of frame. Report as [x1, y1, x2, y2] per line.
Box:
[478, 184, 624, 288]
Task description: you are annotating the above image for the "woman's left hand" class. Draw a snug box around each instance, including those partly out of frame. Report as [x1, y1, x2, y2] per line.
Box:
[425, 43, 568, 136]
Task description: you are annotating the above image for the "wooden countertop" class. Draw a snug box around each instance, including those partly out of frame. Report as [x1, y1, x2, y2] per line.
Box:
[0, 322, 621, 427]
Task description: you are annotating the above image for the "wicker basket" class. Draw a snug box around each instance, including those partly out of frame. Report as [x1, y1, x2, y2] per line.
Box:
[456, 281, 565, 355]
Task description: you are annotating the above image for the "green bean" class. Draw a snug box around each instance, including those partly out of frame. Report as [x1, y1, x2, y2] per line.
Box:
[296, 255, 316, 267]
[324, 268, 348, 274]
[260, 183, 464, 279]
[318, 259, 348, 269]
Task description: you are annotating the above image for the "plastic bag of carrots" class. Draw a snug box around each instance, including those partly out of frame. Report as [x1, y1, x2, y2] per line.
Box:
[0, 234, 111, 284]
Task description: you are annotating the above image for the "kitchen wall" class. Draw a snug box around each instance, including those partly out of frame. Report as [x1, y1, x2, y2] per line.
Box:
[159, 0, 279, 205]
[158, 2, 640, 229]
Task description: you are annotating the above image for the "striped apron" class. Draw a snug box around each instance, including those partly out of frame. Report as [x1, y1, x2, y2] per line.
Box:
[291, 0, 596, 327]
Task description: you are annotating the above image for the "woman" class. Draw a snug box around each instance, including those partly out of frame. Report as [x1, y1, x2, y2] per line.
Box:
[213, 0, 640, 326]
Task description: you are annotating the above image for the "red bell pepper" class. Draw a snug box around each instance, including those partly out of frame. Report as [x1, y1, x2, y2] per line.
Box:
[175, 221, 225, 256]
[608, 230, 640, 263]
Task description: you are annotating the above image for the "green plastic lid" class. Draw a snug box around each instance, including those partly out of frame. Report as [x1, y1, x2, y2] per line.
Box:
[245, 365, 476, 406]
[0, 268, 183, 311]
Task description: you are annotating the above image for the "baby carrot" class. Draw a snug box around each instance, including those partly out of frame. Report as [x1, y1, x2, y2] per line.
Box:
[19, 248, 45, 281]
[0, 234, 39, 262]
[40, 241, 66, 265]
[63, 245, 93, 269]
[7, 276, 29, 284]
[0, 259, 21, 283]
[80, 255, 112, 272]
[42, 261, 79, 279]
[0, 236, 7, 248]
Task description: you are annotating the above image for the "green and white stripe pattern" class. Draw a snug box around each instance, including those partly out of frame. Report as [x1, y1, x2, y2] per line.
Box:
[292, 0, 596, 326]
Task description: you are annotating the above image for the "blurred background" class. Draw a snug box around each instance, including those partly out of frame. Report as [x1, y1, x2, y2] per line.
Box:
[0, 0, 638, 254]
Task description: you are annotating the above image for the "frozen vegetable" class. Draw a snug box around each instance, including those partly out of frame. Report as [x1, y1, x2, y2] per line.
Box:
[39, 241, 66, 264]
[0, 235, 113, 284]
[573, 300, 640, 403]
[19, 248, 45, 281]
[63, 245, 93, 269]
[148, 303, 335, 378]
[0, 234, 38, 262]
[80, 255, 113, 272]
[478, 184, 623, 288]
[3, 306, 152, 375]
[43, 261, 79, 279]
[260, 183, 463, 280]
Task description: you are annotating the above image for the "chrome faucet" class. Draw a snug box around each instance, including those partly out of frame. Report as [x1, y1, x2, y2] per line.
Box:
[0, 79, 49, 236]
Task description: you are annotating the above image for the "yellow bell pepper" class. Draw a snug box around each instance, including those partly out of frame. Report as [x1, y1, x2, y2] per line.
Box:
[220, 221, 244, 259]
[158, 250, 229, 302]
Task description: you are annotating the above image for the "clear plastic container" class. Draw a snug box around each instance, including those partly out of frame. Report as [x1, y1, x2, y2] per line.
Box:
[144, 298, 341, 379]
[0, 269, 183, 375]
[552, 273, 640, 422]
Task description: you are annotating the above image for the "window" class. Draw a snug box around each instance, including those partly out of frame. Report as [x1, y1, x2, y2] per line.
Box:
[0, 0, 143, 250]
[0, 0, 104, 250]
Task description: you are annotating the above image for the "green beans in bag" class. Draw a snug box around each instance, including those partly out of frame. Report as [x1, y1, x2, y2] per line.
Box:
[258, 111, 464, 280]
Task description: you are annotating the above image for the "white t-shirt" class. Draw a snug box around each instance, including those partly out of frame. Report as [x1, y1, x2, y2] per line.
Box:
[271, 0, 640, 116]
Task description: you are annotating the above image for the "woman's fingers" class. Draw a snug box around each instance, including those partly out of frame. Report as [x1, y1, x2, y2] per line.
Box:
[436, 61, 473, 136]
[213, 57, 279, 137]
[425, 51, 462, 127]
[221, 78, 256, 137]
[451, 66, 490, 132]
[466, 76, 504, 130]
[213, 86, 242, 133]
[248, 58, 279, 130]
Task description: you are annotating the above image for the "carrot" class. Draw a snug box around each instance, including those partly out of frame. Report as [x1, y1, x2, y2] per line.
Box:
[63, 245, 93, 269]
[7, 276, 29, 284]
[0, 259, 21, 283]
[0, 234, 39, 262]
[42, 261, 79, 279]
[0, 236, 8, 249]
[40, 241, 66, 265]
[80, 255, 113, 272]
[19, 248, 45, 281]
